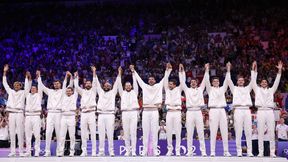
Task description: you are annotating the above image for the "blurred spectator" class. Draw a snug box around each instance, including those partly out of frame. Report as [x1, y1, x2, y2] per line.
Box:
[158, 120, 167, 140]
[252, 124, 259, 156]
[117, 130, 125, 140]
[276, 118, 288, 141]
[0, 114, 9, 148]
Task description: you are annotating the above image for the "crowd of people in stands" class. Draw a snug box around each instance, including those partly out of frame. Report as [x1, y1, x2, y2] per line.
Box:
[0, 0, 287, 147]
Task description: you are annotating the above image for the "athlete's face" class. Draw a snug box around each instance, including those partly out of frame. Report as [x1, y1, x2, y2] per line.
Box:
[260, 79, 268, 88]
[13, 82, 22, 91]
[212, 79, 220, 87]
[279, 118, 284, 124]
[124, 82, 132, 92]
[103, 82, 112, 91]
[66, 88, 74, 96]
[190, 79, 198, 88]
[85, 81, 92, 90]
[53, 81, 61, 90]
[237, 77, 245, 86]
[30, 86, 38, 94]
[148, 77, 156, 86]
[168, 81, 176, 90]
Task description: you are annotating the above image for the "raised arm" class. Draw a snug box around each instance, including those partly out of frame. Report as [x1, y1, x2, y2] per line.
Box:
[93, 66, 104, 94]
[113, 66, 122, 94]
[221, 62, 231, 91]
[88, 66, 97, 93]
[163, 63, 172, 90]
[200, 63, 210, 90]
[35, 72, 43, 98]
[179, 64, 188, 90]
[130, 65, 146, 89]
[159, 63, 172, 87]
[204, 63, 212, 93]
[73, 72, 84, 96]
[68, 72, 73, 88]
[246, 63, 256, 90]
[24, 71, 32, 95]
[132, 74, 138, 96]
[2, 65, 12, 94]
[61, 71, 70, 90]
[225, 62, 234, 93]
[271, 61, 283, 93]
[251, 61, 258, 91]
[36, 70, 50, 95]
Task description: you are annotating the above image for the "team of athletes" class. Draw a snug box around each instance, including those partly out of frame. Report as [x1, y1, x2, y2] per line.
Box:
[2, 60, 283, 157]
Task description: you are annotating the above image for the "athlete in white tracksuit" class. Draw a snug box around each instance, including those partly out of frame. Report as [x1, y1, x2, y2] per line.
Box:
[205, 63, 231, 157]
[179, 64, 208, 156]
[37, 71, 72, 156]
[226, 62, 254, 157]
[251, 61, 282, 157]
[132, 64, 170, 156]
[74, 69, 97, 157]
[163, 64, 182, 156]
[2, 65, 29, 157]
[118, 66, 139, 156]
[24, 72, 43, 157]
[58, 84, 77, 157]
[95, 67, 121, 156]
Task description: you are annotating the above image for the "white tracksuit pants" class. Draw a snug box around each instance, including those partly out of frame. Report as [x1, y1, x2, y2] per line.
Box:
[80, 112, 96, 153]
[257, 109, 275, 155]
[122, 111, 138, 153]
[234, 109, 252, 155]
[59, 115, 75, 155]
[25, 116, 41, 154]
[166, 111, 181, 153]
[8, 112, 24, 154]
[45, 112, 61, 154]
[209, 109, 229, 154]
[98, 114, 115, 154]
[142, 110, 159, 155]
[186, 110, 206, 154]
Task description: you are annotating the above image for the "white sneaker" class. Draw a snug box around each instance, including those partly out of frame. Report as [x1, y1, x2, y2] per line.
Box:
[237, 153, 242, 157]
[19, 153, 26, 157]
[166, 150, 173, 156]
[8, 152, 16, 157]
[19, 153, 25, 157]
[44, 152, 51, 157]
[24, 152, 31, 157]
[132, 152, 136, 157]
[257, 153, 263, 157]
[69, 152, 74, 157]
[34, 151, 39, 157]
[57, 152, 63, 157]
[186, 151, 193, 156]
[141, 151, 147, 156]
[270, 154, 276, 158]
[97, 151, 104, 157]
[210, 152, 215, 157]
[224, 152, 231, 157]
[80, 151, 87, 157]
[202, 153, 207, 157]
[248, 153, 254, 157]
[153, 150, 159, 156]
[125, 151, 131, 157]
[175, 151, 180, 156]
[91, 152, 97, 157]
[110, 152, 115, 157]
